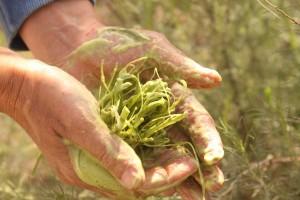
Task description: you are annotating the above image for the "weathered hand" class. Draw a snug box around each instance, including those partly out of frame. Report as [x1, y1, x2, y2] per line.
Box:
[62, 27, 225, 199]
[18, 0, 225, 198]
[0, 52, 146, 199]
[64, 27, 222, 90]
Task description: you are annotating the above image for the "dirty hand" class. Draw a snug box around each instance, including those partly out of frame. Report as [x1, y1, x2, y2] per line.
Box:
[63, 26, 225, 199]
[19, 0, 224, 199]
[0, 49, 145, 199]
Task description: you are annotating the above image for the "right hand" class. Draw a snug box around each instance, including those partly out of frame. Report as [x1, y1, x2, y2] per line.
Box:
[0, 53, 145, 199]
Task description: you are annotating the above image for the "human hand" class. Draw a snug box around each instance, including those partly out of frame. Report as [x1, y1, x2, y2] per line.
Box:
[0, 51, 146, 199]
[19, 0, 225, 198]
[62, 27, 225, 199]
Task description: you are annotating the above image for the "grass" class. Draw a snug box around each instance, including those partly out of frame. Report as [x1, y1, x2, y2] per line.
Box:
[0, 0, 300, 199]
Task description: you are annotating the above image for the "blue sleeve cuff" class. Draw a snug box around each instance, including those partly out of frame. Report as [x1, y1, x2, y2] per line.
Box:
[0, 0, 96, 51]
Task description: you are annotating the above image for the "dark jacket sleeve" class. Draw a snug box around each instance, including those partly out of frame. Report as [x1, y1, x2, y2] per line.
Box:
[0, 0, 96, 50]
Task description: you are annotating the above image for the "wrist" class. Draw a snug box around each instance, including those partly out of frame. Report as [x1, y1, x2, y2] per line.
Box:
[20, 0, 104, 65]
[0, 52, 49, 121]
[0, 52, 28, 117]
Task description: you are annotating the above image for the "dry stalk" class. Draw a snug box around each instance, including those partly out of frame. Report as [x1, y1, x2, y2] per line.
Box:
[257, 0, 300, 25]
[219, 154, 300, 197]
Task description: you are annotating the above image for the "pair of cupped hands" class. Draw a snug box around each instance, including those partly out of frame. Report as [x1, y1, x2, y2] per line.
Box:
[2, 6, 224, 200]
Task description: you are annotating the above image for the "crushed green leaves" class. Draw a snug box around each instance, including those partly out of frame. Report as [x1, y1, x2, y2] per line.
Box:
[98, 62, 185, 149]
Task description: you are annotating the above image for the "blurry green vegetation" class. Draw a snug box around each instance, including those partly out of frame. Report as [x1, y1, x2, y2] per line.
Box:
[0, 0, 300, 199]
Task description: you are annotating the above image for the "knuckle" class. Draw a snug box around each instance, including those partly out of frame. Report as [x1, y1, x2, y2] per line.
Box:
[153, 31, 166, 39]
[201, 114, 216, 127]
[146, 30, 167, 41]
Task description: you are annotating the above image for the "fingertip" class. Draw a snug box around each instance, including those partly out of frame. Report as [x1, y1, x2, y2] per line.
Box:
[140, 167, 168, 193]
[139, 151, 198, 194]
[203, 147, 224, 165]
[193, 166, 224, 192]
[166, 156, 199, 182]
[120, 165, 146, 190]
[108, 142, 145, 190]
[183, 58, 222, 89]
[210, 69, 222, 85]
[204, 167, 225, 192]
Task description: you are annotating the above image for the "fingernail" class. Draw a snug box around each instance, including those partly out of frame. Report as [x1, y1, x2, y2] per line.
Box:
[200, 69, 222, 86]
[211, 69, 222, 83]
[120, 167, 144, 190]
[204, 148, 224, 165]
[205, 176, 224, 192]
[184, 58, 222, 87]
[205, 168, 225, 192]
[196, 69, 222, 87]
[184, 58, 221, 76]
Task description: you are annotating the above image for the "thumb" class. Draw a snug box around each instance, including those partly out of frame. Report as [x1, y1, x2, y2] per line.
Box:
[57, 114, 145, 190]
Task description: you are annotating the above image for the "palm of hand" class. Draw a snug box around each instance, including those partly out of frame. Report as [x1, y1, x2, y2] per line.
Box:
[61, 27, 224, 199]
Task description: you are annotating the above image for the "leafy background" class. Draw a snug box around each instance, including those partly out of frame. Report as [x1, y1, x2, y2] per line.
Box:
[0, 0, 299, 199]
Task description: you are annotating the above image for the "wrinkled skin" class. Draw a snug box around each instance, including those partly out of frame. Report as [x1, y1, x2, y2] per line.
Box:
[17, 1, 225, 199]
[64, 27, 222, 90]
[61, 27, 225, 199]
[0, 52, 142, 197]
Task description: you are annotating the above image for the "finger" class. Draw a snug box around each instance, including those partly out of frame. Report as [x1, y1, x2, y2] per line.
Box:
[62, 38, 110, 89]
[61, 121, 144, 190]
[64, 28, 221, 90]
[168, 126, 224, 192]
[176, 178, 209, 200]
[159, 188, 177, 197]
[144, 31, 221, 89]
[63, 29, 150, 89]
[139, 147, 198, 195]
[194, 166, 224, 192]
[52, 94, 145, 190]
[158, 54, 222, 89]
[167, 125, 190, 143]
[37, 129, 116, 198]
[171, 83, 224, 165]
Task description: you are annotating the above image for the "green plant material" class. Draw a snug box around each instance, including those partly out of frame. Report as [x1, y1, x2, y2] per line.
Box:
[69, 146, 139, 200]
[98, 63, 185, 150]
[69, 60, 189, 199]
[70, 147, 124, 192]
